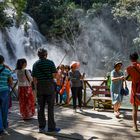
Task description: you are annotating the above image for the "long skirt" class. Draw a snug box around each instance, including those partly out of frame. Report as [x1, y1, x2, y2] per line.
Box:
[18, 86, 35, 119]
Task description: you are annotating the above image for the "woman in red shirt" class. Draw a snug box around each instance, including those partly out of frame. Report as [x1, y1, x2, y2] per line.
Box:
[126, 52, 140, 131]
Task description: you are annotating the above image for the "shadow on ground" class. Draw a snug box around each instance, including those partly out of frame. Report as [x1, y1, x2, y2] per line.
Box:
[77, 110, 112, 120]
[0, 129, 37, 140]
[44, 132, 98, 140]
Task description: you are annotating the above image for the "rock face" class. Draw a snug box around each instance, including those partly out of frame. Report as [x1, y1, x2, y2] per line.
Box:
[62, 6, 138, 76]
[0, 6, 139, 76]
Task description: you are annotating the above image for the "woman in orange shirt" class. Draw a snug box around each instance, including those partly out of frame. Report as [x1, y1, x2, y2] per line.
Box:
[126, 52, 140, 131]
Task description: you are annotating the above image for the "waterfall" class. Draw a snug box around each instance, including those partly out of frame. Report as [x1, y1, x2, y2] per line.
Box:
[0, 8, 138, 76]
[0, 13, 45, 69]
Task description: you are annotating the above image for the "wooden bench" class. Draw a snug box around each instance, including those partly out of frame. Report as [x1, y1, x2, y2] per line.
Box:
[91, 86, 112, 110]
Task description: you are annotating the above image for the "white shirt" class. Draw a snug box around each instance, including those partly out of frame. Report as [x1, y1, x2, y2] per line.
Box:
[16, 69, 32, 87]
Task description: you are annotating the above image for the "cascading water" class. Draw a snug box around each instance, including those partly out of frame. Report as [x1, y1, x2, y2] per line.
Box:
[0, 13, 46, 69]
[0, 7, 139, 77]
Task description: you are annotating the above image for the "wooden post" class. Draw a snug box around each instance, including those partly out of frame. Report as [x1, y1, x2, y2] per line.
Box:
[83, 80, 87, 107]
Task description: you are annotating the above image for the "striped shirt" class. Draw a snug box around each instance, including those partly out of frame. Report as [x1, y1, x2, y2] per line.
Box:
[32, 58, 57, 81]
[0, 64, 12, 92]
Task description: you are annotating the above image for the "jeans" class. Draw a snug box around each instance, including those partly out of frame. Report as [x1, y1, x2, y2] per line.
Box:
[0, 90, 9, 131]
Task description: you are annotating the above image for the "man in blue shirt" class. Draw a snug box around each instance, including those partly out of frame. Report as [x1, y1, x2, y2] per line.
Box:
[0, 55, 13, 135]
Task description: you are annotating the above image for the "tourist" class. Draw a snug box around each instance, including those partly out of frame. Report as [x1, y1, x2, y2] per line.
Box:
[64, 65, 71, 105]
[59, 65, 71, 105]
[16, 58, 35, 120]
[32, 47, 60, 133]
[4, 64, 13, 113]
[126, 52, 140, 131]
[110, 61, 124, 118]
[0, 55, 13, 135]
[69, 61, 84, 112]
[55, 64, 65, 105]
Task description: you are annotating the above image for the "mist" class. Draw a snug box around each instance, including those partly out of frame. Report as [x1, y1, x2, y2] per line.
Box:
[0, 7, 138, 77]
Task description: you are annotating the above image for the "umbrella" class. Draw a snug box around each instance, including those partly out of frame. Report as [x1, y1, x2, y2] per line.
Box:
[70, 61, 80, 69]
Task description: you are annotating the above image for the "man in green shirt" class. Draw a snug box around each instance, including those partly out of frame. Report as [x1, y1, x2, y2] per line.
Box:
[32, 47, 60, 133]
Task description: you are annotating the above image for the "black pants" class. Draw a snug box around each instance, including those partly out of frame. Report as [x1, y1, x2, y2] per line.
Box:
[37, 80, 56, 130]
[37, 94, 55, 130]
[71, 87, 82, 109]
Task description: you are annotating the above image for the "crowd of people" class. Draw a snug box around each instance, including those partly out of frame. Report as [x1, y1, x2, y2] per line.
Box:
[0, 48, 140, 136]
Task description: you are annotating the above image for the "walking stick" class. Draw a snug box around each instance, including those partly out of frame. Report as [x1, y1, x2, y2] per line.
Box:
[58, 51, 68, 66]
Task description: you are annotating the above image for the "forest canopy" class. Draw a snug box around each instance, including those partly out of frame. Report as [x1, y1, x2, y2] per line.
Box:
[0, 0, 140, 46]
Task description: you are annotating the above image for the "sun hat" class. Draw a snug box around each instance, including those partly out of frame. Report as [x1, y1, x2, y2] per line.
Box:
[70, 61, 80, 69]
[114, 61, 122, 68]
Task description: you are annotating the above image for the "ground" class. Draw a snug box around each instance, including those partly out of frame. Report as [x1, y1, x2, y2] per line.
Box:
[0, 101, 140, 140]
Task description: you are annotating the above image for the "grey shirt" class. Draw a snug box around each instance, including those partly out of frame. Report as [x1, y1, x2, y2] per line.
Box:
[69, 70, 82, 87]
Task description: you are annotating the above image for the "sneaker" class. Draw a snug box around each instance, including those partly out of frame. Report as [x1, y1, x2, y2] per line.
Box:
[39, 128, 47, 133]
[0, 130, 9, 135]
[3, 130, 9, 135]
[48, 128, 61, 133]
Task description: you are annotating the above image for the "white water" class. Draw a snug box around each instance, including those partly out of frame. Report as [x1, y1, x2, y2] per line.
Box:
[0, 8, 134, 77]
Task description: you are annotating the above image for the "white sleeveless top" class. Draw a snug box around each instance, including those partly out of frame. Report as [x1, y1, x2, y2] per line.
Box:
[16, 69, 32, 87]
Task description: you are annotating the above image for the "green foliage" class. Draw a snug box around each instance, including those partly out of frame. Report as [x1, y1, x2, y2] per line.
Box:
[113, 0, 140, 21]
[0, 2, 13, 29]
[73, 0, 118, 9]
[113, 0, 140, 47]
[26, 0, 79, 40]
[10, 0, 27, 26]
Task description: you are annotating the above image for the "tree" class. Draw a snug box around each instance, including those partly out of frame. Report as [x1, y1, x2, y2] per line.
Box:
[113, 0, 140, 48]
[0, 1, 13, 29]
[10, 0, 27, 26]
[26, 0, 79, 41]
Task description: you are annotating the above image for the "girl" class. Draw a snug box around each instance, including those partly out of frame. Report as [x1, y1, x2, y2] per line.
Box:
[16, 58, 35, 120]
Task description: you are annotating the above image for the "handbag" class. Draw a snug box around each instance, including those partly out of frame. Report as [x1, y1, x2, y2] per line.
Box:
[121, 80, 129, 96]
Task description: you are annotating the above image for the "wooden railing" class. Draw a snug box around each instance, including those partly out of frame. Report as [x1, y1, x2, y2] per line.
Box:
[11, 77, 109, 107]
[82, 78, 107, 107]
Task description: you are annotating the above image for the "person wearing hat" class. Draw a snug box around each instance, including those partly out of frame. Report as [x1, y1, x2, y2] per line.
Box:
[110, 61, 124, 118]
[32, 47, 60, 133]
[69, 62, 84, 113]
